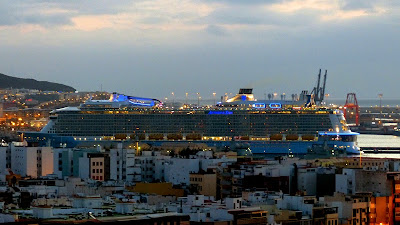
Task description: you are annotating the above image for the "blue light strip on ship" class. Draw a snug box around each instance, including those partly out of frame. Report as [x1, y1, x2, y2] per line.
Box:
[128, 100, 154, 107]
[318, 132, 359, 136]
[128, 96, 158, 102]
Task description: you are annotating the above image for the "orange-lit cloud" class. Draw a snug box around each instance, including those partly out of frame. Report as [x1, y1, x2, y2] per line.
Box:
[267, 0, 336, 13]
[61, 0, 219, 32]
[267, 0, 386, 21]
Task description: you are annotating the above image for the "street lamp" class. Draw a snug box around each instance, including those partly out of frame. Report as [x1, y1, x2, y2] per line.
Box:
[197, 93, 200, 106]
[325, 93, 330, 105]
[185, 92, 188, 105]
[378, 93, 383, 114]
[213, 92, 216, 105]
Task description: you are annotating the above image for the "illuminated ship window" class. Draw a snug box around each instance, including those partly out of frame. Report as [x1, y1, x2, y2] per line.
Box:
[269, 103, 282, 109]
[252, 103, 266, 109]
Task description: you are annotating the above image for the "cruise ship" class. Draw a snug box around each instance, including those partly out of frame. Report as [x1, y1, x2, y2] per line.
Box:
[22, 88, 361, 156]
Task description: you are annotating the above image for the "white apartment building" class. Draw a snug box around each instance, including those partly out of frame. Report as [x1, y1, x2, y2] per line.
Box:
[109, 147, 137, 182]
[164, 158, 200, 185]
[10, 142, 53, 178]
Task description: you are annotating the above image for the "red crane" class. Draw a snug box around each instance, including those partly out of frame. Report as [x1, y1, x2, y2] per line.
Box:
[343, 93, 360, 126]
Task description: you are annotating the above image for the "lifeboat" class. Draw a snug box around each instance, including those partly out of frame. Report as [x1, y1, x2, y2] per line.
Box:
[186, 133, 202, 140]
[302, 134, 315, 141]
[149, 133, 164, 140]
[167, 133, 183, 140]
[114, 134, 127, 140]
[270, 134, 283, 141]
[286, 134, 299, 141]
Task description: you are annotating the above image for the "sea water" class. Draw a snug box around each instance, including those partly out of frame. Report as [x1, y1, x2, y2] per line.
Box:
[358, 134, 400, 158]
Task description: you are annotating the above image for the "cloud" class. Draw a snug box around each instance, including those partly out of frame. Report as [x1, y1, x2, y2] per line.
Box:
[267, 0, 336, 13]
[0, 0, 138, 29]
[205, 24, 228, 36]
[340, 0, 375, 11]
[203, 5, 319, 29]
[0, 0, 395, 33]
[0, 1, 74, 27]
[201, 0, 281, 5]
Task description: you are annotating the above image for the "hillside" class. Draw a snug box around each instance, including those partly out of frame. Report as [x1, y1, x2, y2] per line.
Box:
[0, 73, 76, 92]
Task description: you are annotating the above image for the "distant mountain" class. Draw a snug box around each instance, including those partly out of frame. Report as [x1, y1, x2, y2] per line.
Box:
[0, 73, 76, 92]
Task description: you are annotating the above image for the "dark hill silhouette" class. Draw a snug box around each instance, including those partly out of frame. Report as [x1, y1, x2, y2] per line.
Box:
[0, 73, 75, 92]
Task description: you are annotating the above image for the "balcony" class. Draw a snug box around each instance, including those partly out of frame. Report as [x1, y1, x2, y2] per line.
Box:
[220, 180, 232, 186]
[220, 172, 231, 177]
[221, 190, 231, 195]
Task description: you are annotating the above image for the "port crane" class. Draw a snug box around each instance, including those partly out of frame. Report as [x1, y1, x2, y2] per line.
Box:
[311, 69, 327, 105]
[343, 93, 360, 126]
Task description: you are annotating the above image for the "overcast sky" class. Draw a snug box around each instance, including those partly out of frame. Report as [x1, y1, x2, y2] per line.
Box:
[0, 0, 399, 100]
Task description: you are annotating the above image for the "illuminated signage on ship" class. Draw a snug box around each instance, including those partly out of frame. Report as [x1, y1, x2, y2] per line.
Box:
[208, 111, 233, 115]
